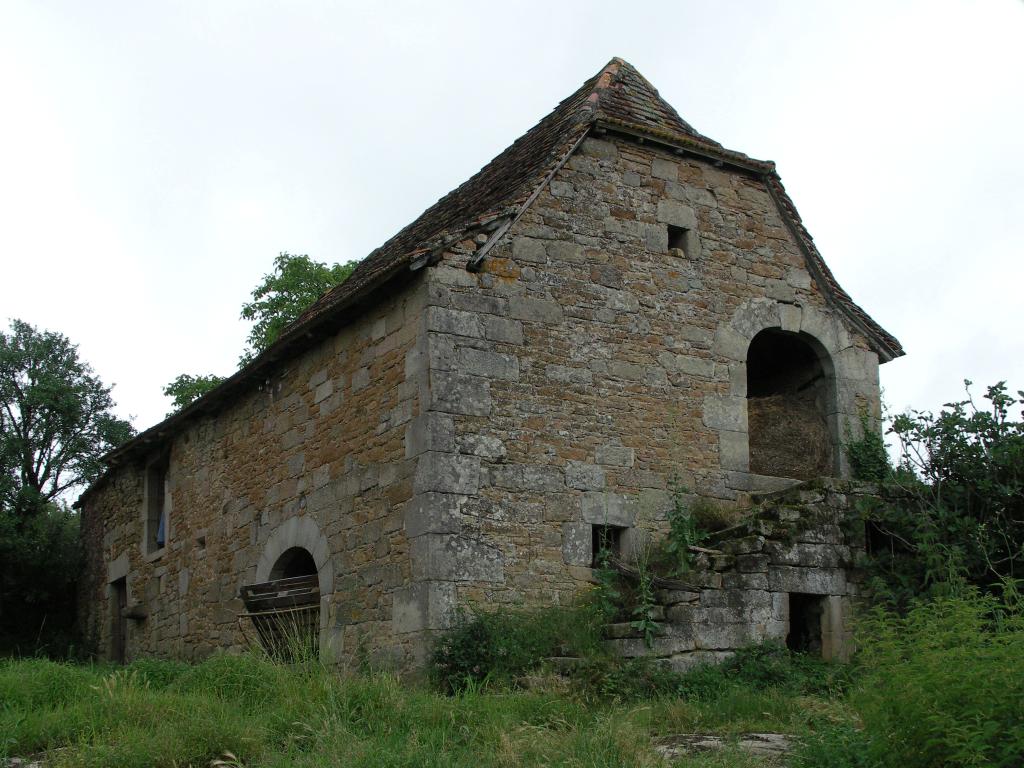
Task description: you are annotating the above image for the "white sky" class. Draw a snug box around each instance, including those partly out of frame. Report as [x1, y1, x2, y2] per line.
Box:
[1, 0, 1022, 434]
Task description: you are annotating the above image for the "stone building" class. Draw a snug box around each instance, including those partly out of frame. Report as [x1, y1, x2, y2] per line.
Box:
[77, 58, 902, 669]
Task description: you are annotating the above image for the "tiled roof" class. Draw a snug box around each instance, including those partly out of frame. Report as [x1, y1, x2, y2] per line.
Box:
[90, 57, 902, 478]
[289, 57, 900, 360]
[292, 58, 721, 332]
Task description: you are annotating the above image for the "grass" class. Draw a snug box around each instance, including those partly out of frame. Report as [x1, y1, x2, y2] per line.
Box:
[0, 651, 848, 768]
[2, 589, 1019, 767]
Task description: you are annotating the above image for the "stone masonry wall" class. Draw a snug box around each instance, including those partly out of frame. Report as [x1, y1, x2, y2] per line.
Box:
[81, 131, 888, 673]
[80, 276, 430, 668]
[405, 132, 883, 626]
[605, 479, 868, 670]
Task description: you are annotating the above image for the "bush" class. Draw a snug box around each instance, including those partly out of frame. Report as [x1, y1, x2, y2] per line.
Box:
[571, 655, 682, 701]
[430, 603, 605, 693]
[792, 723, 879, 768]
[846, 588, 1024, 768]
[0, 505, 82, 657]
[854, 381, 1024, 607]
[672, 643, 854, 700]
[845, 412, 891, 483]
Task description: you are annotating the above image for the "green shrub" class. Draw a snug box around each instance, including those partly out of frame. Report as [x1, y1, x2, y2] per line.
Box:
[792, 723, 879, 768]
[673, 643, 854, 700]
[0, 505, 83, 658]
[847, 588, 1024, 768]
[661, 479, 708, 576]
[570, 642, 851, 703]
[430, 603, 605, 693]
[845, 411, 891, 482]
[862, 381, 1024, 606]
[571, 655, 682, 701]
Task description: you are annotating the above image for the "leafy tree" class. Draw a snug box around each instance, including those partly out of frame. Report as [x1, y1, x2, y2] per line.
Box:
[164, 253, 357, 413]
[239, 252, 358, 364]
[0, 319, 134, 519]
[0, 319, 134, 653]
[162, 373, 226, 413]
[0, 502, 81, 655]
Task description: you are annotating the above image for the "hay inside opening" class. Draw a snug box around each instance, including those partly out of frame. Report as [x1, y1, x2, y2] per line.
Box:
[746, 329, 834, 480]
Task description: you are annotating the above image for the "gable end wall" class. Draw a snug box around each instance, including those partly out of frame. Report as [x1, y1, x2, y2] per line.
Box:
[408, 134, 881, 614]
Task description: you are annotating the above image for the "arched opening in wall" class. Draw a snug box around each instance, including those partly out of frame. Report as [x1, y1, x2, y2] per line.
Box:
[241, 547, 320, 661]
[269, 547, 317, 580]
[747, 329, 835, 480]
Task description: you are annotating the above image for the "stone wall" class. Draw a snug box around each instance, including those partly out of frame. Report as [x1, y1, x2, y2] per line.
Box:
[80, 277, 430, 667]
[605, 479, 868, 669]
[406, 132, 882, 623]
[80, 130, 888, 672]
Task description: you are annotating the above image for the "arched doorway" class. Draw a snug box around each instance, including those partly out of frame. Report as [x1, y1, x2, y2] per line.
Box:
[242, 545, 321, 660]
[746, 329, 836, 480]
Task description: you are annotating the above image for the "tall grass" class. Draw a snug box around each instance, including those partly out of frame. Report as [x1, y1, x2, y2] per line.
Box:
[792, 586, 1024, 768]
[0, 652, 664, 767]
[4, 590, 1018, 767]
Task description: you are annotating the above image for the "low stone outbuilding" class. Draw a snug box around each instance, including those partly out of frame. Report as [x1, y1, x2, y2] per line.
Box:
[77, 58, 902, 669]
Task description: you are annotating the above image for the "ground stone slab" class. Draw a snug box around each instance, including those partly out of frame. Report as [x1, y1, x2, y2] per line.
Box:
[654, 732, 793, 762]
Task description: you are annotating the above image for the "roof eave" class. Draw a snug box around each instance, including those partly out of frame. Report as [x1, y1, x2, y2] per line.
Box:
[74, 258, 426, 509]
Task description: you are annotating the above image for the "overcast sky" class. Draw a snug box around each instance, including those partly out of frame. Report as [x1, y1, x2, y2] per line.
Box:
[2, 0, 1022, 435]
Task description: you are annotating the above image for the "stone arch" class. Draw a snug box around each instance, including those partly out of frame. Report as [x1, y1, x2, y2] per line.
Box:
[255, 516, 334, 640]
[746, 328, 837, 479]
[706, 299, 873, 488]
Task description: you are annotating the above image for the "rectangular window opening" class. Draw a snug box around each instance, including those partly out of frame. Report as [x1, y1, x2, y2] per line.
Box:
[145, 458, 169, 554]
[667, 224, 690, 256]
[592, 524, 624, 567]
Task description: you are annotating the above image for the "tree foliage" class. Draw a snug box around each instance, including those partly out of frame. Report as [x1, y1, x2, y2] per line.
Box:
[164, 253, 356, 413]
[0, 502, 81, 655]
[0, 319, 133, 653]
[162, 373, 226, 413]
[858, 381, 1024, 607]
[0, 319, 134, 518]
[239, 252, 357, 364]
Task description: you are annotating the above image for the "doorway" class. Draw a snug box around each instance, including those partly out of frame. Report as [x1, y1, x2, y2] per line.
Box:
[110, 577, 128, 664]
[786, 593, 825, 655]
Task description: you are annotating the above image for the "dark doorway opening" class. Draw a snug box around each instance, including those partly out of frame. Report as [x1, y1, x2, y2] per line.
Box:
[787, 593, 825, 655]
[747, 329, 834, 479]
[242, 547, 320, 661]
[111, 577, 128, 665]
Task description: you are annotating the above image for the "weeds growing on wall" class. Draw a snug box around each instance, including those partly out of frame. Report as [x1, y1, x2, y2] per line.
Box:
[845, 411, 891, 483]
[661, 478, 708, 576]
[627, 544, 660, 647]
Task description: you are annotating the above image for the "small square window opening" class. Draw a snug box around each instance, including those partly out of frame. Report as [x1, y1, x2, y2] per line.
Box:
[592, 524, 624, 567]
[667, 224, 689, 256]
